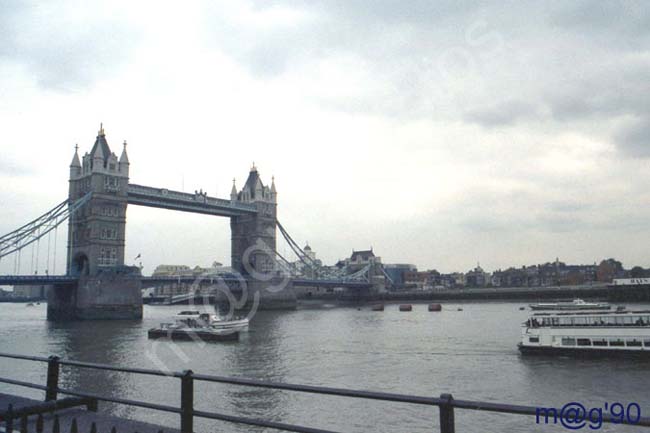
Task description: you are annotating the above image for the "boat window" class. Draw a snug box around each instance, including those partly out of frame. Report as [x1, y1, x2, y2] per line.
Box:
[551, 318, 559, 326]
[609, 339, 625, 347]
[529, 337, 539, 343]
[561, 338, 576, 346]
[644, 340, 650, 347]
[592, 340, 608, 347]
[626, 339, 642, 347]
[624, 316, 635, 326]
[605, 317, 617, 326]
[615, 316, 626, 325]
[577, 338, 591, 346]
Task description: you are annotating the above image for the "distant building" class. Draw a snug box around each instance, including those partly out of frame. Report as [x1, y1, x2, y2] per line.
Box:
[148, 261, 231, 295]
[465, 265, 490, 287]
[383, 264, 417, 288]
[152, 265, 192, 277]
[345, 248, 381, 272]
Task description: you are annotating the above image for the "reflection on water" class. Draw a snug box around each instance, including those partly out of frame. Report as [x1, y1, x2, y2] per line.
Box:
[1, 302, 649, 432]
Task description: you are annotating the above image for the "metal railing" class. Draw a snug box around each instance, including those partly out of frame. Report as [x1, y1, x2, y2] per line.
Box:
[1, 352, 649, 433]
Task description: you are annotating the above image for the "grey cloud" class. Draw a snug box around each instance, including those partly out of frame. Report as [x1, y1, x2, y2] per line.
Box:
[0, 1, 139, 91]
[464, 100, 542, 127]
[550, 1, 650, 40]
[614, 117, 650, 158]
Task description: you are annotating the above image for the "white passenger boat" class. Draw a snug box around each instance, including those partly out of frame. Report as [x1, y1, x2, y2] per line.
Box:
[528, 298, 610, 311]
[147, 311, 249, 342]
[173, 310, 249, 331]
[518, 310, 650, 356]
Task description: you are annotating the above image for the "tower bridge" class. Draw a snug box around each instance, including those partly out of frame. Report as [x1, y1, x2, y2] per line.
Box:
[0, 125, 374, 320]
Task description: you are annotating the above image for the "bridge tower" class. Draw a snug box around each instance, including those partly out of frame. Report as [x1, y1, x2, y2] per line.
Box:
[230, 165, 277, 275]
[230, 166, 296, 309]
[67, 124, 129, 275]
[48, 125, 142, 320]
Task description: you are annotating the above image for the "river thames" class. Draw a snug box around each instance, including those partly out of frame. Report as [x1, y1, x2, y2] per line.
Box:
[1, 301, 648, 432]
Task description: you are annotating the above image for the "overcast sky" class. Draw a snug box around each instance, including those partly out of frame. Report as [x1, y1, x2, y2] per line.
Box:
[1, 1, 650, 275]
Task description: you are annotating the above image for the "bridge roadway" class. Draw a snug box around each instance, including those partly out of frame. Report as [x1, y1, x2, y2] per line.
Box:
[0, 274, 373, 289]
[126, 183, 257, 217]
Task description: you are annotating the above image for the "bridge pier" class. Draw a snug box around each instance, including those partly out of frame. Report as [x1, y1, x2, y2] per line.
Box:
[47, 274, 142, 321]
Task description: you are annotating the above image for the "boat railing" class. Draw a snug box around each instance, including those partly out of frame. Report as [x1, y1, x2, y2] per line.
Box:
[1, 352, 649, 433]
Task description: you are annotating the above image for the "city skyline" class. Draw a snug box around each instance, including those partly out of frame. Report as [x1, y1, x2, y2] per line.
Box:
[1, 2, 650, 275]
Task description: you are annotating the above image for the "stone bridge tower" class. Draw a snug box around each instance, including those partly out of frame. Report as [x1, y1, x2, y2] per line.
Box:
[49, 125, 142, 320]
[230, 165, 277, 276]
[67, 124, 129, 276]
[229, 166, 295, 309]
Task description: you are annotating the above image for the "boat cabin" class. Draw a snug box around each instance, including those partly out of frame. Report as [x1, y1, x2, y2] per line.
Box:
[526, 311, 650, 328]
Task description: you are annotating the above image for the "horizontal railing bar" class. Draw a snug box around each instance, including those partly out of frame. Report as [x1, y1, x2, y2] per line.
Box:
[192, 374, 441, 406]
[0, 397, 95, 420]
[193, 409, 342, 433]
[58, 359, 183, 378]
[0, 376, 48, 391]
[0, 352, 50, 363]
[56, 387, 181, 415]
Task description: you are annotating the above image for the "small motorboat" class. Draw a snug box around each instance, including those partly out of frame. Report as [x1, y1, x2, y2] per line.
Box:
[148, 311, 249, 342]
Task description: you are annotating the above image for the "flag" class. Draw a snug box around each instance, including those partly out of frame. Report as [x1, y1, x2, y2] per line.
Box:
[134, 253, 141, 260]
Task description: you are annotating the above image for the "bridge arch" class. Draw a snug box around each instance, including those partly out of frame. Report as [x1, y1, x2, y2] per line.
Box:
[71, 253, 89, 277]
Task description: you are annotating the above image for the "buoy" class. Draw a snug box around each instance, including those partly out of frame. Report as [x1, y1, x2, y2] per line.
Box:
[457, 307, 463, 311]
[428, 303, 442, 312]
[399, 304, 412, 312]
[371, 304, 384, 311]
[519, 306, 525, 310]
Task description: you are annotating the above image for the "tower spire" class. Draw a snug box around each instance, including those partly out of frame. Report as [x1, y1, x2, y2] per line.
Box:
[119, 139, 129, 164]
[98, 123, 105, 136]
[230, 178, 238, 201]
[70, 143, 81, 169]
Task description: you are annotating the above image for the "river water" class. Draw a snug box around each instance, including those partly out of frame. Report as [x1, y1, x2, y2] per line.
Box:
[0, 301, 648, 432]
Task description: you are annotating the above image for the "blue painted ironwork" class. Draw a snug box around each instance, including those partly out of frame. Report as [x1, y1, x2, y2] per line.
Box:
[0, 193, 91, 260]
[0, 275, 77, 286]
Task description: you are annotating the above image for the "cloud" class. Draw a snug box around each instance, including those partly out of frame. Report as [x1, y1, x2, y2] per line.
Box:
[614, 117, 650, 158]
[550, 1, 650, 42]
[0, 158, 32, 177]
[464, 100, 542, 127]
[0, 1, 140, 91]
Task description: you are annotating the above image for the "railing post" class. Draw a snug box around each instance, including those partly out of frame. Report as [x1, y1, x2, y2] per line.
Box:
[45, 355, 60, 401]
[439, 393, 455, 433]
[180, 370, 194, 433]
